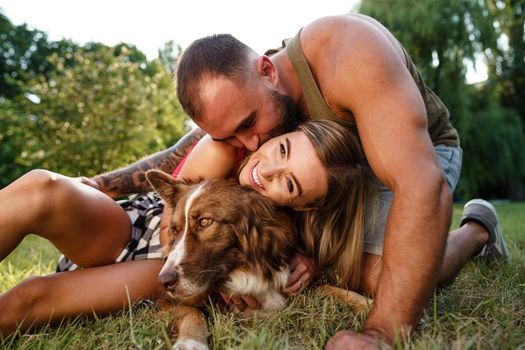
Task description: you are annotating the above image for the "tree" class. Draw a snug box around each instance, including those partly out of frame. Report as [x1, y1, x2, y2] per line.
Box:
[0, 11, 188, 187]
[158, 40, 181, 77]
[0, 12, 78, 99]
[459, 86, 525, 199]
[14, 44, 187, 177]
[358, 0, 498, 122]
[485, 0, 525, 130]
[0, 98, 30, 187]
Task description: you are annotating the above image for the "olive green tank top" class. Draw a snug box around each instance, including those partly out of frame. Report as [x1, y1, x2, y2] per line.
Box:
[267, 30, 459, 147]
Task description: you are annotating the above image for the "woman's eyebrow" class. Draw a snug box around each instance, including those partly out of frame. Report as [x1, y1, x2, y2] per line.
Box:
[286, 137, 303, 196]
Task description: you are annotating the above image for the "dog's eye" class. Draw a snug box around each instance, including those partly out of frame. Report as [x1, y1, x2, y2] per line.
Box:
[198, 218, 212, 228]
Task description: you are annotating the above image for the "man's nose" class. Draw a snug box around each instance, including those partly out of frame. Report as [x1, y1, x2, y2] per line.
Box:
[259, 161, 284, 179]
[237, 133, 260, 151]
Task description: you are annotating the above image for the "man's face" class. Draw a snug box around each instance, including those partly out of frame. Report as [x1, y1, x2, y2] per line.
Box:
[194, 76, 302, 151]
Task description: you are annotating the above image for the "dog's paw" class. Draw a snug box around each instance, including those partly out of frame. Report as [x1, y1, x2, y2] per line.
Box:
[172, 338, 209, 350]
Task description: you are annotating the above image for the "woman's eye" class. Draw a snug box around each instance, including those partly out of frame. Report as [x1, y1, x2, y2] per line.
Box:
[279, 142, 286, 158]
[198, 218, 212, 228]
[286, 178, 294, 193]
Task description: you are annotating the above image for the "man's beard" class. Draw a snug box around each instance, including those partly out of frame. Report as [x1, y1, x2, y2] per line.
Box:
[267, 89, 305, 138]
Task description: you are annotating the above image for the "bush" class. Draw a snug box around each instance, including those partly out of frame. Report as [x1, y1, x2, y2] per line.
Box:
[1, 45, 187, 187]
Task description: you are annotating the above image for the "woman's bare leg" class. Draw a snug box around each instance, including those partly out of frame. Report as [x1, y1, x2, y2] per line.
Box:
[0, 169, 132, 267]
[0, 259, 164, 337]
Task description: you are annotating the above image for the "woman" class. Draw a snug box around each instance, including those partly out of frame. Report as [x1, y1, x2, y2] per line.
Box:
[0, 120, 374, 337]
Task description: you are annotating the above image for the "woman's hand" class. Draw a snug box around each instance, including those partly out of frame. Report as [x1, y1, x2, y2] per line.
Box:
[283, 253, 315, 295]
[217, 253, 315, 312]
[219, 292, 260, 314]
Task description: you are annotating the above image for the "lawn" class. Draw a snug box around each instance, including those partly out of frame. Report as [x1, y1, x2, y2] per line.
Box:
[1, 202, 524, 349]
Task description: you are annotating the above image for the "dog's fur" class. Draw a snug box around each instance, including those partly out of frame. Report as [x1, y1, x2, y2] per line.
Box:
[146, 169, 371, 350]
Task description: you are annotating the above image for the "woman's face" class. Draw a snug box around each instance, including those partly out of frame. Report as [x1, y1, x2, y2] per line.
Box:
[238, 131, 328, 209]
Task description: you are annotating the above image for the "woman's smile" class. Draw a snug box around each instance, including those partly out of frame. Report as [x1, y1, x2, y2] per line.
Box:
[251, 163, 264, 190]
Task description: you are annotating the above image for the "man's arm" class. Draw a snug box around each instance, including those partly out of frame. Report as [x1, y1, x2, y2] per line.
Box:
[305, 16, 452, 344]
[92, 128, 206, 197]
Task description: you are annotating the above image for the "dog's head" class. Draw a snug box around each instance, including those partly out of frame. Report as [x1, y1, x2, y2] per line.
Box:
[146, 169, 296, 302]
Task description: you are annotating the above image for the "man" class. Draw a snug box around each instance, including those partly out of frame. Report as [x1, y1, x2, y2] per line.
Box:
[91, 14, 508, 348]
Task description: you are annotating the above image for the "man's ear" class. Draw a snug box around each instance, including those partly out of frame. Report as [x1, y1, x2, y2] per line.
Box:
[256, 55, 278, 84]
[145, 169, 181, 206]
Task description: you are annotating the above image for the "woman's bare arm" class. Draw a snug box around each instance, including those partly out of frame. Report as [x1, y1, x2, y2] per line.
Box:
[176, 135, 238, 180]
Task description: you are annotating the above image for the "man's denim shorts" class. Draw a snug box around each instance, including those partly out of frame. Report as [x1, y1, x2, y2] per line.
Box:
[363, 145, 463, 255]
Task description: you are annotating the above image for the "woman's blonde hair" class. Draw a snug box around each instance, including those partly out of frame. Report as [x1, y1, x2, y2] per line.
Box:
[296, 120, 376, 290]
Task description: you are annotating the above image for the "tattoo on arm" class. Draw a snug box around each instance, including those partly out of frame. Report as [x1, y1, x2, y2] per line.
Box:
[92, 128, 206, 197]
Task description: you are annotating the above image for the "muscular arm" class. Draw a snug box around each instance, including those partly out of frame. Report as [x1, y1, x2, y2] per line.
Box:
[305, 16, 452, 341]
[92, 128, 206, 197]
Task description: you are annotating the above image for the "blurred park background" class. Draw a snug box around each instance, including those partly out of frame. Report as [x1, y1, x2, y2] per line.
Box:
[1, 0, 524, 201]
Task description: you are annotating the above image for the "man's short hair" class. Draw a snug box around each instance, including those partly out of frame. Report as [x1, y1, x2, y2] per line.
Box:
[176, 34, 255, 120]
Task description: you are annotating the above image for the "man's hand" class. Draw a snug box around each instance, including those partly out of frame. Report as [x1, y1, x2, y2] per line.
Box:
[282, 253, 315, 295]
[325, 329, 386, 350]
[75, 176, 100, 191]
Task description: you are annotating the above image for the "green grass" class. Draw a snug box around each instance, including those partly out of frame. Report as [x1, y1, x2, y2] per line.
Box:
[1, 203, 524, 349]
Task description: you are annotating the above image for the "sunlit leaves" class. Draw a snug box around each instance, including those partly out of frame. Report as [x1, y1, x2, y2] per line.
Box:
[12, 44, 187, 178]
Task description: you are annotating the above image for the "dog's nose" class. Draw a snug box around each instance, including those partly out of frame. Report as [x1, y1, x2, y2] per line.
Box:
[158, 270, 179, 290]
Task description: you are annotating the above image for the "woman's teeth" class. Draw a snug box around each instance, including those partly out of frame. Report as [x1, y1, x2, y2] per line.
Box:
[252, 165, 263, 189]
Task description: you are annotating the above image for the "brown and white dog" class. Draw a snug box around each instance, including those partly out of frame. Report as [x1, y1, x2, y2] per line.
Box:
[146, 169, 370, 350]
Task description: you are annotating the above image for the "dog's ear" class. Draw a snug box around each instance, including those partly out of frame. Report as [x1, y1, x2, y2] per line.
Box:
[233, 195, 296, 268]
[146, 169, 182, 206]
[235, 216, 296, 273]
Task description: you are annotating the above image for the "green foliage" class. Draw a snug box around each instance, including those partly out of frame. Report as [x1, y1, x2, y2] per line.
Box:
[11, 45, 187, 178]
[358, 0, 498, 122]
[485, 0, 525, 130]
[0, 12, 78, 99]
[158, 40, 181, 77]
[0, 98, 31, 185]
[0, 10, 188, 186]
[458, 96, 525, 199]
